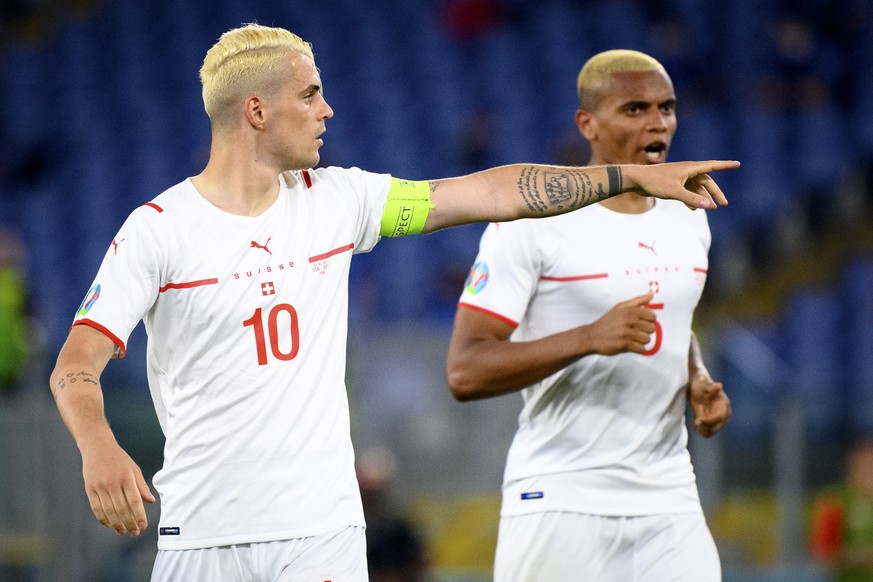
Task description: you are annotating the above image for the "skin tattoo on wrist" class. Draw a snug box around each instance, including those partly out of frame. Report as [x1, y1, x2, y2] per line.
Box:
[606, 165, 623, 196]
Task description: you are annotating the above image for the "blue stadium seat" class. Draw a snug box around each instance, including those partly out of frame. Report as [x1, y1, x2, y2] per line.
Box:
[793, 106, 850, 193]
[784, 287, 843, 440]
[841, 258, 873, 431]
[734, 111, 795, 228]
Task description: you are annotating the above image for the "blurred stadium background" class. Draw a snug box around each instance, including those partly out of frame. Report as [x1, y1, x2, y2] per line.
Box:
[1, 0, 872, 580]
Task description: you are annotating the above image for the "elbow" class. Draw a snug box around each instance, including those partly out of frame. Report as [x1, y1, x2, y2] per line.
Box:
[446, 366, 486, 402]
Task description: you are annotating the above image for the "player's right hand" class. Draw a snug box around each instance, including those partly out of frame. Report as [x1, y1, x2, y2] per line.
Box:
[585, 291, 656, 355]
[81, 436, 155, 537]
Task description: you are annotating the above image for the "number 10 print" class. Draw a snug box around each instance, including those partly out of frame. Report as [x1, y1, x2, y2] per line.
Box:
[243, 304, 300, 365]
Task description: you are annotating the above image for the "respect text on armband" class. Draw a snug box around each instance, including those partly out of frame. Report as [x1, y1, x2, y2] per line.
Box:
[393, 205, 415, 237]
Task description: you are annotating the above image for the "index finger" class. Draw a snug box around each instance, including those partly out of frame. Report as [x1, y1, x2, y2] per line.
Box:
[687, 160, 741, 174]
[684, 161, 739, 207]
[619, 291, 655, 307]
[687, 161, 739, 205]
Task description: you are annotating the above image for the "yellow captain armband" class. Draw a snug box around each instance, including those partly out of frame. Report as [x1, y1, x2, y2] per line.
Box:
[379, 178, 434, 237]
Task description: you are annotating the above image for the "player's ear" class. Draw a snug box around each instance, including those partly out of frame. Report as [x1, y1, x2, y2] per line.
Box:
[575, 108, 597, 141]
[244, 96, 267, 130]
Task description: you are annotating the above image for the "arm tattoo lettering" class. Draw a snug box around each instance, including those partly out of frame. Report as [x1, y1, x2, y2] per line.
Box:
[429, 180, 441, 194]
[517, 167, 548, 212]
[56, 371, 98, 390]
[518, 166, 616, 214]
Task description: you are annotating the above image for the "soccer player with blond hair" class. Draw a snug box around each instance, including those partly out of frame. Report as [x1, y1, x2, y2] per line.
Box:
[447, 49, 731, 581]
[51, 25, 736, 580]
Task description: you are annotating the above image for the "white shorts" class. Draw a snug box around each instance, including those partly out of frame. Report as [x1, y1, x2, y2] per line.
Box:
[151, 526, 367, 582]
[494, 512, 720, 582]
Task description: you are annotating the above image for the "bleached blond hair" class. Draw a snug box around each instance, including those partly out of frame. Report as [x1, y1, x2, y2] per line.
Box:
[577, 49, 666, 111]
[200, 23, 315, 131]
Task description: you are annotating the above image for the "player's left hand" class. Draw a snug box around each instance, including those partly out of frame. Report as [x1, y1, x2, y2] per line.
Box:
[627, 160, 740, 210]
[688, 373, 731, 437]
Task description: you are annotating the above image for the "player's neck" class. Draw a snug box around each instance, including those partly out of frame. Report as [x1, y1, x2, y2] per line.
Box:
[192, 144, 281, 217]
[599, 192, 654, 214]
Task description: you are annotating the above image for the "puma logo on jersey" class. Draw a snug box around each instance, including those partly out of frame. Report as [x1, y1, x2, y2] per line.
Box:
[251, 237, 272, 255]
[111, 238, 126, 255]
[638, 240, 657, 255]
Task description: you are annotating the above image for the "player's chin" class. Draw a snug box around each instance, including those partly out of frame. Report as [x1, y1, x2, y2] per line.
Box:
[301, 150, 321, 169]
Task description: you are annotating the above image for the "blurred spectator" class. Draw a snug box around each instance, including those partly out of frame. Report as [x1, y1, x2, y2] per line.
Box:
[810, 433, 873, 582]
[757, 11, 833, 111]
[645, 8, 726, 110]
[0, 227, 29, 394]
[440, 0, 508, 42]
[357, 446, 430, 582]
[457, 108, 498, 173]
[0, 0, 101, 52]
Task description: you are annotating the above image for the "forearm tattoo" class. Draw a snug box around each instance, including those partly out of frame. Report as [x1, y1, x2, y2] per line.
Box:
[517, 166, 619, 214]
[55, 371, 98, 392]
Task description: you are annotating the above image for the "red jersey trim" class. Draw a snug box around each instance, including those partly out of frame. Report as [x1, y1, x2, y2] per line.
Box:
[693, 267, 708, 274]
[309, 243, 355, 263]
[301, 169, 313, 189]
[144, 202, 164, 213]
[73, 319, 127, 356]
[540, 273, 608, 282]
[159, 278, 219, 292]
[458, 302, 519, 328]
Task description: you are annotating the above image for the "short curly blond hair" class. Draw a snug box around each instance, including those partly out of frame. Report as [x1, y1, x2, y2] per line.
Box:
[200, 23, 315, 131]
[577, 49, 665, 111]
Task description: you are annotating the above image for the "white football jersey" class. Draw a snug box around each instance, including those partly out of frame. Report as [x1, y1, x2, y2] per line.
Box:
[73, 167, 390, 549]
[458, 200, 711, 517]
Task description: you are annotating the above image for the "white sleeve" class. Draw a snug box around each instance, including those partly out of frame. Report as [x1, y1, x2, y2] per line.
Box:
[72, 208, 162, 356]
[457, 219, 541, 327]
[312, 166, 391, 255]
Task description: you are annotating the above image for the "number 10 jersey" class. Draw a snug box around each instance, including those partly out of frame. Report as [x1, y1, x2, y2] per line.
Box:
[73, 167, 391, 549]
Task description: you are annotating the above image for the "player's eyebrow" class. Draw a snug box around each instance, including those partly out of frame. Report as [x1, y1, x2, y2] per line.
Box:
[622, 99, 652, 109]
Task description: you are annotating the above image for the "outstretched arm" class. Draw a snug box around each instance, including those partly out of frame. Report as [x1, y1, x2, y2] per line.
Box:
[687, 331, 732, 437]
[446, 292, 656, 401]
[422, 160, 738, 234]
[50, 325, 155, 537]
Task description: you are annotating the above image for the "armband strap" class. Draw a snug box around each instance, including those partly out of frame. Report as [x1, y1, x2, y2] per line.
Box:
[380, 178, 434, 237]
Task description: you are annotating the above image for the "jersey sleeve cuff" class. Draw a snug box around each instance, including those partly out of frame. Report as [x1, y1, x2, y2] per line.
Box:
[457, 302, 519, 328]
[73, 319, 128, 359]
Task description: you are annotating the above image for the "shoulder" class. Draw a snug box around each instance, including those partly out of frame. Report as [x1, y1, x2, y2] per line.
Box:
[119, 180, 199, 243]
[136, 179, 198, 218]
[290, 166, 391, 192]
